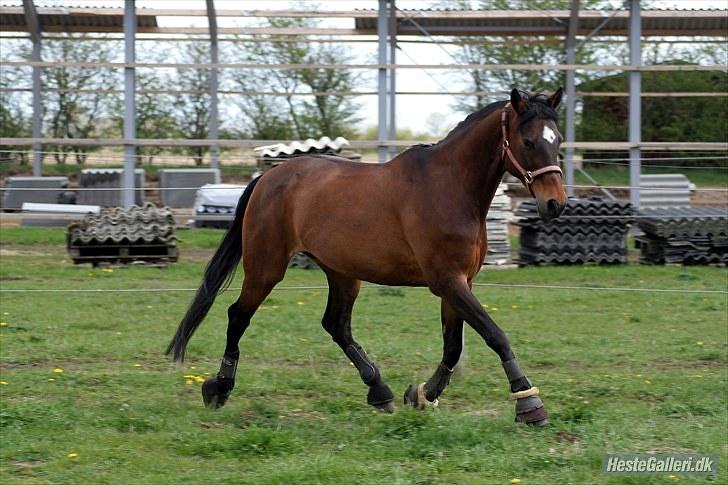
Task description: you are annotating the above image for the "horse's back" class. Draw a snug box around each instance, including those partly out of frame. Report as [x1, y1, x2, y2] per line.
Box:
[242, 155, 425, 284]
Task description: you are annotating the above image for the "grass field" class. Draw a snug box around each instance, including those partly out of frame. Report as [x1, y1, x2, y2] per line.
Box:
[1, 228, 726, 484]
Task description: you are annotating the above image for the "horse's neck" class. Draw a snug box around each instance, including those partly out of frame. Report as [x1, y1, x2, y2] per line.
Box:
[438, 113, 506, 218]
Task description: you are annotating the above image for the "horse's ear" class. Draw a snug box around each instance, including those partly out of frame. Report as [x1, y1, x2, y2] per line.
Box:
[548, 87, 563, 109]
[510, 88, 528, 114]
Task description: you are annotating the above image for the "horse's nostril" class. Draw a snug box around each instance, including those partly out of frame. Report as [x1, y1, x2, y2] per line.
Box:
[547, 199, 560, 215]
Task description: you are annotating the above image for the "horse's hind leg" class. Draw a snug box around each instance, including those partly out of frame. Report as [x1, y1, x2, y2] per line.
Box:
[322, 270, 395, 413]
[202, 270, 285, 409]
[404, 300, 462, 408]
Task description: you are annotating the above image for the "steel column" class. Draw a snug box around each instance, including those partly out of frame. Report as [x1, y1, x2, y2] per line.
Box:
[377, 0, 389, 163]
[628, 0, 641, 208]
[206, 0, 219, 169]
[564, 0, 579, 197]
[122, 0, 136, 208]
[23, 0, 42, 176]
[388, 0, 397, 158]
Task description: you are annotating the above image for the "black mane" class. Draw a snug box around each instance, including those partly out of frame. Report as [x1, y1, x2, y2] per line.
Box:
[440, 92, 559, 143]
[399, 92, 559, 159]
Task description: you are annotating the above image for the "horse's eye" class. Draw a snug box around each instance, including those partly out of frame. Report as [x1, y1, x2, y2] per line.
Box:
[524, 140, 535, 149]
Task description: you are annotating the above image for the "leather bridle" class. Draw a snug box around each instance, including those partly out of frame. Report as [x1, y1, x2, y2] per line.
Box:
[500, 102, 563, 192]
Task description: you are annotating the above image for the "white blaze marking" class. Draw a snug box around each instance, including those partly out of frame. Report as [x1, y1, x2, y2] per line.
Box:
[542, 126, 556, 144]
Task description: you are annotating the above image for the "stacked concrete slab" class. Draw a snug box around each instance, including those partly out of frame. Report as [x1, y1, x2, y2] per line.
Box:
[484, 183, 512, 265]
[636, 207, 727, 265]
[1, 176, 70, 210]
[77, 169, 145, 206]
[639, 174, 692, 209]
[254, 136, 361, 174]
[516, 198, 634, 265]
[67, 203, 177, 266]
[159, 168, 220, 207]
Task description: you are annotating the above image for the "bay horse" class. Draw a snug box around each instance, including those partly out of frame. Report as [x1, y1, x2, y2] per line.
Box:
[167, 88, 567, 426]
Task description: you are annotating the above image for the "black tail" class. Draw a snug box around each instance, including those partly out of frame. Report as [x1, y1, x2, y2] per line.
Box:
[166, 176, 262, 361]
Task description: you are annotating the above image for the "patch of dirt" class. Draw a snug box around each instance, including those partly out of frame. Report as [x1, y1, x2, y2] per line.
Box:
[649, 357, 724, 370]
[554, 431, 579, 443]
[691, 189, 728, 208]
[200, 421, 226, 429]
[468, 409, 500, 417]
[0, 248, 53, 257]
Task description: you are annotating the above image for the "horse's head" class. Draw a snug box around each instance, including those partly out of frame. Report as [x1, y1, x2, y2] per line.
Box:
[503, 88, 567, 221]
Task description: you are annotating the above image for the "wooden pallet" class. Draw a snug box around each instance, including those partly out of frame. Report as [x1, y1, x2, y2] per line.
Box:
[68, 243, 178, 266]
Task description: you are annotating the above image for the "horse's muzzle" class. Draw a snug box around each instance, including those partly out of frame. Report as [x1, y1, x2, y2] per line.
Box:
[537, 198, 566, 221]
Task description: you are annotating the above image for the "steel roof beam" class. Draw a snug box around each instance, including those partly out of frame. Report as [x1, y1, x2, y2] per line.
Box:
[207, 0, 219, 170]
[564, 0, 579, 197]
[122, 0, 136, 208]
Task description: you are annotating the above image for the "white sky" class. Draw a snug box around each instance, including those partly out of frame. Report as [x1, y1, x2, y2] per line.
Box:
[2, 0, 726, 134]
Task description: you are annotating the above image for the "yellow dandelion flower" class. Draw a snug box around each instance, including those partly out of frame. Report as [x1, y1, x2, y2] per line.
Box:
[190, 366, 197, 370]
[492, 307, 499, 311]
[53, 368, 63, 374]
[644, 379, 651, 384]
[0, 381, 8, 385]
[696, 341, 704, 346]
[194, 376, 205, 383]
[2, 312, 8, 315]
[667, 475, 679, 481]
[482, 304, 489, 308]
[0, 322, 7, 327]
[133, 363, 142, 368]
[102, 268, 114, 273]
[183, 374, 196, 379]
[511, 479, 522, 484]
[203, 372, 210, 376]
[186, 379, 194, 385]
[296, 301, 305, 305]
[48, 378, 55, 382]
[67, 453, 78, 459]
[511, 305, 518, 309]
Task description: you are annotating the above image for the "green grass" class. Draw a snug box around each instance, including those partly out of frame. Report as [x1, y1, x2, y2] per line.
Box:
[576, 165, 728, 188]
[1, 227, 726, 484]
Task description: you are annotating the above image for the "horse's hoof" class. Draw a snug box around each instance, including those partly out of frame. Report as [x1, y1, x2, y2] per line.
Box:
[403, 384, 418, 407]
[368, 383, 395, 413]
[201, 378, 231, 409]
[373, 400, 396, 413]
[403, 383, 438, 410]
[514, 395, 549, 426]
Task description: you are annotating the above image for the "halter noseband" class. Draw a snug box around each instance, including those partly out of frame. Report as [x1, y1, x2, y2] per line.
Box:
[500, 102, 563, 191]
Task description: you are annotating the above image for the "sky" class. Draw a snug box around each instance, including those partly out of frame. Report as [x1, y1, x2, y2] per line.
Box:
[1, 0, 726, 135]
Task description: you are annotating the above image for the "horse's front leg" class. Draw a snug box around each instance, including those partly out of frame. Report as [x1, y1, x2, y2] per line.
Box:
[404, 300, 462, 409]
[432, 277, 548, 426]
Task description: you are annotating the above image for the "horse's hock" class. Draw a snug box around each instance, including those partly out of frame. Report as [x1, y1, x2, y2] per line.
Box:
[67, 203, 178, 266]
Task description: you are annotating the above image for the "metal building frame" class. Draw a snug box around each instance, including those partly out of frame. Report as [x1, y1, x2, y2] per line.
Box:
[1, 2, 727, 207]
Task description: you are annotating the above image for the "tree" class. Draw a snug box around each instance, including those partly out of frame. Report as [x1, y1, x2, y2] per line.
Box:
[172, 42, 212, 165]
[32, 35, 120, 164]
[228, 17, 361, 140]
[446, 0, 617, 114]
[111, 70, 177, 165]
[579, 64, 728, 146]
[0, 68, 32, 164]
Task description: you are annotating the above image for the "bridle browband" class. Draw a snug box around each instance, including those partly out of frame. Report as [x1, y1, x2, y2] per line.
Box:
[500, 102, 563, 191]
